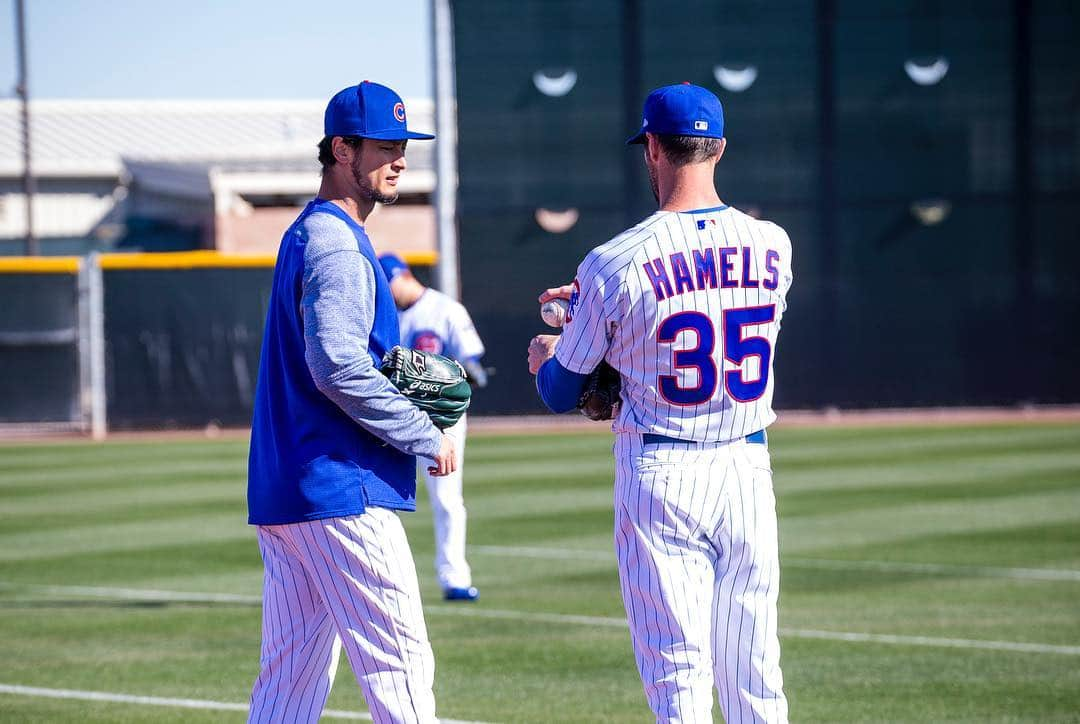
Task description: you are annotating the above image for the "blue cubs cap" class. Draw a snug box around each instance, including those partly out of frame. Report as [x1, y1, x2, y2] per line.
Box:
[324, 81, 434, 141]
[626, 82, 724, 145]
[379, 253, 410, 283]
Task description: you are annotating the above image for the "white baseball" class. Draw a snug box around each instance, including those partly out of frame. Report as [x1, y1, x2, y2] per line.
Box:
[540, 298, 569, 328]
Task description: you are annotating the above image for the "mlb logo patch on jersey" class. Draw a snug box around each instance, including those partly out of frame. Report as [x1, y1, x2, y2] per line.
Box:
[697, 218, 716, 230]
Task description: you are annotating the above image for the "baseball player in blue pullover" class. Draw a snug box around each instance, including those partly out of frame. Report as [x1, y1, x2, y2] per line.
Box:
[247, 81, 451, 724]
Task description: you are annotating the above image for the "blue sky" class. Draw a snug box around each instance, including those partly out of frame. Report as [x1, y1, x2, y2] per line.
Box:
[0, 0, 432, 100]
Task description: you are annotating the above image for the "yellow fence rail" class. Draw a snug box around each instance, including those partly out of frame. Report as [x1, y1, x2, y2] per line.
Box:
[0, 249, 439, 273]
[0, 257, 82, 274]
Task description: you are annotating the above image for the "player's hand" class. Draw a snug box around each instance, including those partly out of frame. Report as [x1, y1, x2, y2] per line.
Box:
[427, 434, 457, 477]
[539, 284, 574, 303]
[528, 334, 559, 375]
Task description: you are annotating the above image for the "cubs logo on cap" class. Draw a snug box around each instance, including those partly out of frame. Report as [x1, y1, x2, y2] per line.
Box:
[324, 82, 434, 141]
[626, 83, 724, 145]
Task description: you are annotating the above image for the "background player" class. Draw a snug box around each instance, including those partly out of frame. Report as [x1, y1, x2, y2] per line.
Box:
[247, 82, 452, 723]
[527, 83, 793, 723]
[380, 253, 487, 601]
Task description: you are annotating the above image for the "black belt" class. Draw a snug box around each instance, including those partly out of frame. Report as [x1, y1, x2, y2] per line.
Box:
[642, 429, 766, 447]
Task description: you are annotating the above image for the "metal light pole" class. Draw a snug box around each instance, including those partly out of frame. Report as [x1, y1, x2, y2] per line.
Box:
[14, 0, 37, 256]
[430, 0, 459, 299]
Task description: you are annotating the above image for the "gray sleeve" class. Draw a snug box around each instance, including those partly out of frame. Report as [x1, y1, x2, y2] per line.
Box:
[300, 223, 441, 460]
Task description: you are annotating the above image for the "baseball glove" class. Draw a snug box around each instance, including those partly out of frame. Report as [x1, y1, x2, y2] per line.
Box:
[380, 346, 472, 429]
[577, 361, 621, 421]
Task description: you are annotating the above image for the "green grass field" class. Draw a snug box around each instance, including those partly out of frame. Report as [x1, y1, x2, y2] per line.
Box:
[1, 422, 1079, 722]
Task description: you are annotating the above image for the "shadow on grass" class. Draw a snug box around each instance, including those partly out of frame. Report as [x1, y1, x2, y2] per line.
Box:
[0, 599, 258, 609]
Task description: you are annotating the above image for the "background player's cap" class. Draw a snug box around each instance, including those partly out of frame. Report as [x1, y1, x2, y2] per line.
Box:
[378, 253, 411, 283]
[626, 83, 724, 145]
[324, 82, 435, 141]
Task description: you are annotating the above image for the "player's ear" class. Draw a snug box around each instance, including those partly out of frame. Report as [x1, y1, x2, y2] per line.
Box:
[645, 133, 662, 163]
[332, 136, 356, 165]
[715, 137, 727, 162]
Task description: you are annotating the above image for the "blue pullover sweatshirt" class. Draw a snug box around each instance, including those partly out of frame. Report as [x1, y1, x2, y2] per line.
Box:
[248, 199, 441, 525]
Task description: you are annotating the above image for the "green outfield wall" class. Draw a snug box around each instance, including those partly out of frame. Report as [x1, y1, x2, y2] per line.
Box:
[452, 0, 1080, 414]
[0, 252, 435, 431]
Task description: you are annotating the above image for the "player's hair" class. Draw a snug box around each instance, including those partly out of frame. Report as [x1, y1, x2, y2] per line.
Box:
[317, 136, 363, 172]
[655, 134, 723, 166]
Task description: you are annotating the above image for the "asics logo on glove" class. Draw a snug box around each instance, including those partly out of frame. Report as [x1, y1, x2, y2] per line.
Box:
[407, 380, 443, 393]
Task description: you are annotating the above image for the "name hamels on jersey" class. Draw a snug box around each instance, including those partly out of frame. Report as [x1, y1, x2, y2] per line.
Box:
[559, 207, 793, 443]
[642, 240, 782, 300]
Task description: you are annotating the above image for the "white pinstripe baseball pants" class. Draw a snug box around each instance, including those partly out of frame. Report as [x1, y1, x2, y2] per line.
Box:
[614, 433, 788, 724]
[419, 415, 472, 590]
[248, 509, 437, 724]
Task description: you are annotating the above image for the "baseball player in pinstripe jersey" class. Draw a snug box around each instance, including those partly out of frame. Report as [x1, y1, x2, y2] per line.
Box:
[529, 83, 793, 723]
[380, 253, 488, 601]
[247, 82, 453, 723]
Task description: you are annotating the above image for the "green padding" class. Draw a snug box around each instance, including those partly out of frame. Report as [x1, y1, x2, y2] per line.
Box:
[452, 0, 1080, 410]
[104, 267, 272, 428]
[0, 273, 81, 422]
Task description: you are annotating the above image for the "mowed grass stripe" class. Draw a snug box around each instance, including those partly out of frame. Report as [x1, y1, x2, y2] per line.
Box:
[0, 495, 247, 536]
[0, 684, 490, 724]
[0, 478, 245, 519]
[770, 426, 1080, 468]
[453, 458, 615, 487]
[778, 571, 1080, 642]
[473, 428, 1080, 495]
[769, 422, 1080, 448]
[834, 521, 1080, 571]
[452, 488, 614, 518]
[467, 544, 1080, 581]
[469, 507, 616, 546]
[0, 539, 262, 587]
[775, 449, 1080, 493]
[0, 460, 246, 492]
[0, 442, 247, 473]
[781, 487, 1080, 554]
[10, 487, 610, 538]
[464, 426, 1080, 474]
[0, 684, 365, 721]
[4, 488, 614, 541]
[777, 465, 1080, 517]
[786, 557, 1080, 581]
[6, 425, 1070, 561]
[3, 582, 1077, 658]
[458, 434, 612, 459]
[0, 511, 254, 562]
[452, 472, 616, 497]
[0, 422, 1072, 469]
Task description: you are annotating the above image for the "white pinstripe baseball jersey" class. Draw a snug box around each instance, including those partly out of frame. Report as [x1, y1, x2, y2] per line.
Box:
[555, 205, 793, 442]
[398, 288, 485, 361]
